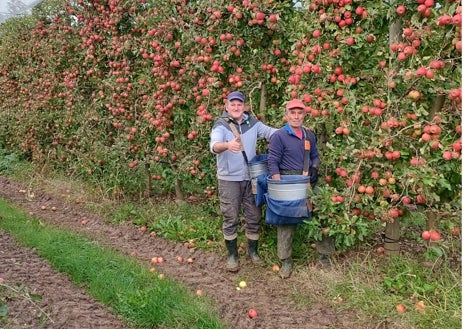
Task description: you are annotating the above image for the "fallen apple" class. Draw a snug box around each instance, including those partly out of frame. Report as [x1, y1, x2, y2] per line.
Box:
[396, 303, 406, 313]
[248, 308, 258, 318]
[421, 230, 431, 240]
[429, 230, 441, 241]
[414, 300, 426, 314]
[239, 281, 247, 288]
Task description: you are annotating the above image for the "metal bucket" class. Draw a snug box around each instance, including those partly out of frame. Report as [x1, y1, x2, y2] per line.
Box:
[267, 175, 311, 201]
[249, 155, 268, 195]
[248, 154, 268, 179]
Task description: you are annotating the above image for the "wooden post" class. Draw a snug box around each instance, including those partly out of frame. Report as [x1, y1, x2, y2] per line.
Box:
[384, 218, 401, 255]
[174, 177, 184, 201]
[383, 18, 403, 256]
[144, 162, 152, 197]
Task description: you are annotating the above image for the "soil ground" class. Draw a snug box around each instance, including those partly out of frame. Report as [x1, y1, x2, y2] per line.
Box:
[0, 175, 361, 329]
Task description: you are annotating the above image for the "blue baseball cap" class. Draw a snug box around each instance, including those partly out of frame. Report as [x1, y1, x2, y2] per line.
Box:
[227, 91, 245, 102]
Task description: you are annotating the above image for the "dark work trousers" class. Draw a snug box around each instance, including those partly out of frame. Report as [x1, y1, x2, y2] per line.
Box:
[218, 179, 261, 241]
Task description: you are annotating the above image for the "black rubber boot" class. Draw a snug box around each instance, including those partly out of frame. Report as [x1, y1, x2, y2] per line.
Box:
[279, 258, 293, 279]
[225, 239, 239, 272]
[247, 239, 262, 264]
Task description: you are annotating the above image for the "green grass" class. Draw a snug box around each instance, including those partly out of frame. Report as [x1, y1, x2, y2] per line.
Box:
[295, 250, 461, 329]
[0, 155, 461, 329]
[343, 256, 459, 328]
[0, 199, 228, 329]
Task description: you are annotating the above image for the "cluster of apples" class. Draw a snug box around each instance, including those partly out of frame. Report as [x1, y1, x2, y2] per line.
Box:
[421, 230, 441, 241]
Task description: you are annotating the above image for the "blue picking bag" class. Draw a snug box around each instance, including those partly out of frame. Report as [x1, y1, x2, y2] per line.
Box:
[262, 175, 312, 225]
[264, 195, 311, 225]
[254, 173, 268, 207]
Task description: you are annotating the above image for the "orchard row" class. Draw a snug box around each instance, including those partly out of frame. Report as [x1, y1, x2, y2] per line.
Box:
[0, 0, 461, 251]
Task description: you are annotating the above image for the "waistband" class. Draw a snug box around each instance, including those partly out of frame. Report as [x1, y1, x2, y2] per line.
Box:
[280, 169, 303, 175]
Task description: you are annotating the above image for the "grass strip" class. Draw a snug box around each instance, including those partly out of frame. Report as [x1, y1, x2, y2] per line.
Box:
[0, 198, 228, 329]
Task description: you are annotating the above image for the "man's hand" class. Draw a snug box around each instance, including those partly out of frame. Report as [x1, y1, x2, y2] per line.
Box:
[228, 136, 241, 153]
[309, 167, 319, 186]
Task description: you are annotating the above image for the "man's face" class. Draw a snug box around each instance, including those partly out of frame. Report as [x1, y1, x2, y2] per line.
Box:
[226, 99, 245, 121]
[285, 107, 305, 129]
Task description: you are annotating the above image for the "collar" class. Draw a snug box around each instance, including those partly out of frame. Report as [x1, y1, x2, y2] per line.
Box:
[285, 123, 305, 136]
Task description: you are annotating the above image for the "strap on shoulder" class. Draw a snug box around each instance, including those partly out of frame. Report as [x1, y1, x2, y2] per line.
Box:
[227, 120, 249, 165]
[302, 128, 311, 176]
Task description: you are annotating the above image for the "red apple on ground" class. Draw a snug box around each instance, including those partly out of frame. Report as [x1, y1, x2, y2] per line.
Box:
[421, 230, 431, 240]
[248, 308, 258, 318]
[451, 227, 460, 236]
[396, 303, 406, 313]
[429, 230, 441, 241]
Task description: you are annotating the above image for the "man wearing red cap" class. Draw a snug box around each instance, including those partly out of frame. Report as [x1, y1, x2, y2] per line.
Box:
[210, 91, 277, 272]
[268, 98, 321, 278]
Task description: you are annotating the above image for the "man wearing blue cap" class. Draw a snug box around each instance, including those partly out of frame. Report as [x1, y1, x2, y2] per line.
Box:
[210, 91, 277, 272]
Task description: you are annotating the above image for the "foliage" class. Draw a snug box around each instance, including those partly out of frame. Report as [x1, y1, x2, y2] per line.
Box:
[0, 0, 461, 252]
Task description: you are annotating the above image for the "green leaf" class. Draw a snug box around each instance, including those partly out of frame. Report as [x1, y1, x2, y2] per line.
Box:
[0, 304, 9, 317]
[30, 293, 43, 301]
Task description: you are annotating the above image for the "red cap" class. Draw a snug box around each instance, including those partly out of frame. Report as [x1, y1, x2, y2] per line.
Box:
[286, 99, 305, 110]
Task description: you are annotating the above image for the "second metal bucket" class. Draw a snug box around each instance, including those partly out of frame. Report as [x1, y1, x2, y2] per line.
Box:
[248, 154, 268, 194]
[267, 175, 311, 200]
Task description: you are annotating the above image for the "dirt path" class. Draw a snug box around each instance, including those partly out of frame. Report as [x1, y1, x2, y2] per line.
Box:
[0, 176, 356, 329]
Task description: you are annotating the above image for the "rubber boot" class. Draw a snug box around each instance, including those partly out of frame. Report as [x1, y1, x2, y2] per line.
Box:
[225, 239, 239, 272]
[247, 239, 262, 264]
[279, 258, 293, 279]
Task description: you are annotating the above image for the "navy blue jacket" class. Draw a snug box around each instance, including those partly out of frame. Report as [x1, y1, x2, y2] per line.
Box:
[268, 124, 320, 176]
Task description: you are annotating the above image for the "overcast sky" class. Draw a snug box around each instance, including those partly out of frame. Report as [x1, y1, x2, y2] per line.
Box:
[0, 0, 44, 24]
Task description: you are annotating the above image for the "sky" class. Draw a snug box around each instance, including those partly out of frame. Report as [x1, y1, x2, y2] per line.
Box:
[0, 0, 44, 24]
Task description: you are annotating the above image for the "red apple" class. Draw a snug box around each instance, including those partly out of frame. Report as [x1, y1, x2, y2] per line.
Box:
[248, 308, 258, 318]
[268, 14, 278, 23]
[396, 5, 406, 15]
[396, 303, 406, 313]
[421, 230, 431, 240]
[429, 230, 441, 241]
[451, 227, 460, 236]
